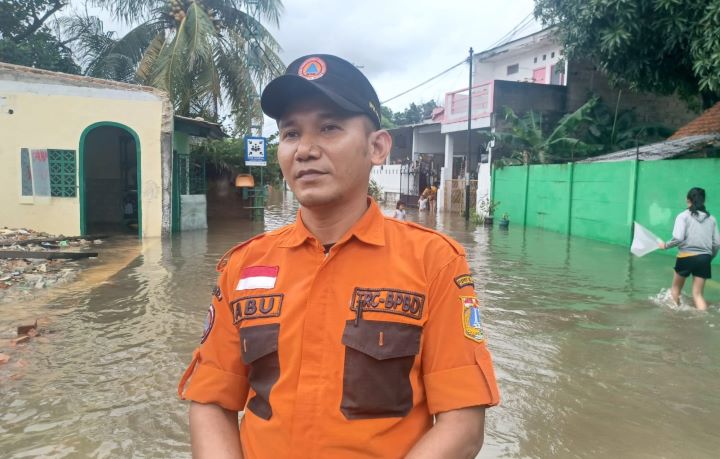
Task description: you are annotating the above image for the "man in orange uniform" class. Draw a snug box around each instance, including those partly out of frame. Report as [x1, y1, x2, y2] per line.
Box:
[179, 54, 500, 459]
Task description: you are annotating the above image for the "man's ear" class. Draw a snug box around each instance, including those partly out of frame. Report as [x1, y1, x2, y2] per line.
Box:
[368, 129, 392, 166]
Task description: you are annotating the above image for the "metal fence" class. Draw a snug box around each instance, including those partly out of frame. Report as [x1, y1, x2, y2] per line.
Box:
[444, 179, 478, 213]
[175, 152, 206, 195]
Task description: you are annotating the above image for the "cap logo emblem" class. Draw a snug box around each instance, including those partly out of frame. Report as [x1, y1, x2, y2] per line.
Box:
[298, 57, 326, 80]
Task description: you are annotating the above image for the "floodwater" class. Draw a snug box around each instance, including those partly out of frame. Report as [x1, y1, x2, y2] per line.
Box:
[1, 191, 718, 458]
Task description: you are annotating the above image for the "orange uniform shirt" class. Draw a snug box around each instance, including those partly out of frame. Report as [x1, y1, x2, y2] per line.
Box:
[179, 199, 500, 458]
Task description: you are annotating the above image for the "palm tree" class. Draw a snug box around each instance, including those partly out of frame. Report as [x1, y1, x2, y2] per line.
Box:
[499, 97, 599, 164]
[62, 0, 284, 132]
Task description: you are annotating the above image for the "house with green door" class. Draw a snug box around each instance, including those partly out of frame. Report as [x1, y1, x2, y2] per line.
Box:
[0, 62, 224, 238]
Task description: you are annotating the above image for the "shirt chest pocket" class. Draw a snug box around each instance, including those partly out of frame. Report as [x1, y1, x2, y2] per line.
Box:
[240, 324, 280, 420]
[340, 320, 422, 420]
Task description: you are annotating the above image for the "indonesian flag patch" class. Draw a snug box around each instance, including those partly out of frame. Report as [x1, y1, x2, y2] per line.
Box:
[236, 266, 279, 290]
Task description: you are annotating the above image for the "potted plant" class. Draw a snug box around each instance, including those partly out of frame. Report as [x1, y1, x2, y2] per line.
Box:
[477, 197, 500, 225]
[499, 213, 509, 229]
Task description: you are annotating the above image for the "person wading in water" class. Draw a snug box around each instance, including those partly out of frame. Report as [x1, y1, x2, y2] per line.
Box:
[660, 187, 720, 310]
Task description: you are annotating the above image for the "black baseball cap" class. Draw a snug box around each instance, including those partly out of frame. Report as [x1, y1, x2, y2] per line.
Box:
[261, 54, 382, 129]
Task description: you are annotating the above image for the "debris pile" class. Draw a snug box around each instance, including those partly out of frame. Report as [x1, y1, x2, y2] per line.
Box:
[0, 320, 42, 370]
[0, 227, 102, 298]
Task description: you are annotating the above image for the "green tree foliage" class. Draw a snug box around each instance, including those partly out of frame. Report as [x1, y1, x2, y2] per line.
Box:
[498, 98, 598, 164]
[0, 0, 79, 73]
[62, 0, 284, 132]
[580, 93, 673, 154]
[393, 100, 438, 126]
[381, 100, 438, 128]
[380, 106, 397, 129]
[192, 134, 282, 185]
[498, 96, 673, 164]
[368, 178, 383, 201]
[534, 0, 720, 102]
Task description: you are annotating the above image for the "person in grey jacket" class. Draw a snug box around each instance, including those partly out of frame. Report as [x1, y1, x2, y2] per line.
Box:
[660, 187, 720, 310]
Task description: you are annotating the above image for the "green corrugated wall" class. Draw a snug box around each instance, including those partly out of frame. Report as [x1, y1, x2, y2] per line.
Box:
[493, 158, 720, 263]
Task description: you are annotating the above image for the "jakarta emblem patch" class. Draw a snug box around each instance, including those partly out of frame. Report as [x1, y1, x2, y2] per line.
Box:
[200, 304, 215, 344]
[460, 296, 484, 342]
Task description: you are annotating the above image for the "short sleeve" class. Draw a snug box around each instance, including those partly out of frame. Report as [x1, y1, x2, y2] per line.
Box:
[178, 268, 250, 411]
[421, 254, 500, 414]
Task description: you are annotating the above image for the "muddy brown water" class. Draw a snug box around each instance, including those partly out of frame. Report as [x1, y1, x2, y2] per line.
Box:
[1, 191, 718, 458]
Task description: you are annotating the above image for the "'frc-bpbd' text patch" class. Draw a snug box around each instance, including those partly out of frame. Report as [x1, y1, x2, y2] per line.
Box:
[350, 288, 425, 320]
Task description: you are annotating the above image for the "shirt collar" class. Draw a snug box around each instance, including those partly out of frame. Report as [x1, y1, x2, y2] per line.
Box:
[279, 198, 386, 248]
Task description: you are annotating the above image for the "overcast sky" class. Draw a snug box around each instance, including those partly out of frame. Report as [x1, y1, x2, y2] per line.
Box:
[70, 0, 541, 132]
[267, 0, 540, 111]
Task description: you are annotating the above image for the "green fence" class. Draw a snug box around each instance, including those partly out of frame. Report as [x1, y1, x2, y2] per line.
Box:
[493, 158, 720, 262]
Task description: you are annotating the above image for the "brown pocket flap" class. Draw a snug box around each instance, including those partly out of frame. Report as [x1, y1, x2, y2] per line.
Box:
[240, 324, 279, 364]
[342, 320, 421, 360]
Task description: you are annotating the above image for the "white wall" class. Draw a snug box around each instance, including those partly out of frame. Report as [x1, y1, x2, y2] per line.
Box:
[414, 132, 445, 154]
[475, 162, 492, 215]
[370, 165, 416, 195]
[475, 44, 564, 85]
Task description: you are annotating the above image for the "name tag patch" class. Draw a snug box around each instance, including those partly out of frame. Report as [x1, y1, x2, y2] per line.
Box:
[231, 294, 284, 324]
[350, 288, 425, 320]
[454, 274, 475, 289]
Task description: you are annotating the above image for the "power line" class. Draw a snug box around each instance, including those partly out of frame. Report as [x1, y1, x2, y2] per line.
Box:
[378, 10, 537, 107]
[486, 13, 534, 50]
[381, 59, 467, 105]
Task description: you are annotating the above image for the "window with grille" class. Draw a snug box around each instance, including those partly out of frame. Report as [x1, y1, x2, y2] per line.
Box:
[506, 64, 519, 75]
[48, 149, 77, 197]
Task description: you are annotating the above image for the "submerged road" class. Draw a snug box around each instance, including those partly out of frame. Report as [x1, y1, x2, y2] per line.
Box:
[1, 192, 718, 458]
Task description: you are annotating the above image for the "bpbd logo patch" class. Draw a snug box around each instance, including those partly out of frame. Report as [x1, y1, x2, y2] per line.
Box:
[298, 57, 326, 80]
[200, 305, 215, 344]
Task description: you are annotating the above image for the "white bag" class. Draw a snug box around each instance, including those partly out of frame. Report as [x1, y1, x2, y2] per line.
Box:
[631, 222, 663, 257]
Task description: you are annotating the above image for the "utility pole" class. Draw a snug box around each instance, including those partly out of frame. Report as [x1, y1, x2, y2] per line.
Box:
[464, 47, 474, 221]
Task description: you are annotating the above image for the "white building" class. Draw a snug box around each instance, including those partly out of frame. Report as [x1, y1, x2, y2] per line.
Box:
[373, 28, 567, 213]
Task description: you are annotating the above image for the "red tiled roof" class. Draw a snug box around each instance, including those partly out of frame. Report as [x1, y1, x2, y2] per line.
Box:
[669, 102, 720, 139]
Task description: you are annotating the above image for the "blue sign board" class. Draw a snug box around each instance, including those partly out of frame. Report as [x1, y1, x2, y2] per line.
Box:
[244, 136, 267, 166]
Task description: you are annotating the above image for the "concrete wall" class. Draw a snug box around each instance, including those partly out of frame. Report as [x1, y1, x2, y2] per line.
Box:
[387, 126, 412, 164]
[180, 194, 208, 230]
[0, 74, 167, 237]
[493, 80, 568, 119]
[414, 131, 444, 154]
[566, 59, 699, 131]
[493, 158, 720, 264]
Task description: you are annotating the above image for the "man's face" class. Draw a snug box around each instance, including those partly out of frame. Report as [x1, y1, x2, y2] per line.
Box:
[277, 98, 379, 209]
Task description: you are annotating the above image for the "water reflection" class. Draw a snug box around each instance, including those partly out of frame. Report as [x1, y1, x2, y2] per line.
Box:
[0, 191, 718, 458]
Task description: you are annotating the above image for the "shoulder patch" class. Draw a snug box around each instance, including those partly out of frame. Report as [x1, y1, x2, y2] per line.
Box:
[454, 273, 475, 289]
[390, 219, 466, 256]
[461, 296, 484, 343]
